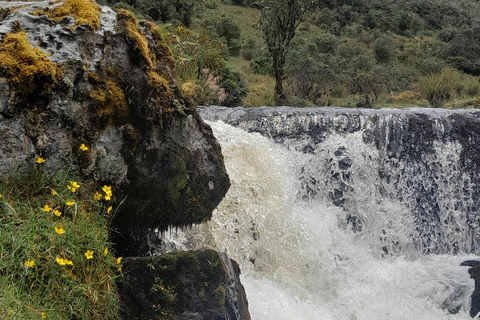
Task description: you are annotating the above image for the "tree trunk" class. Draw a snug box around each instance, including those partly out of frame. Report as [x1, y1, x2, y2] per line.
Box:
[273, 54, 286, 106]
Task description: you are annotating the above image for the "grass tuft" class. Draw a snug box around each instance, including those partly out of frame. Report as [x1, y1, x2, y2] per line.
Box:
[0, 155, 121, 319]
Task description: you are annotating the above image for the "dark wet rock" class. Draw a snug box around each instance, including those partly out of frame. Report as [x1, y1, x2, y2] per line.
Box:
[119, 250, 250, 320]
[461, 260, 480, 317]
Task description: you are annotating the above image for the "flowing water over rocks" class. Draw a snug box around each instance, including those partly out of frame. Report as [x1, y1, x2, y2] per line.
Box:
[157, 106, 480, 319]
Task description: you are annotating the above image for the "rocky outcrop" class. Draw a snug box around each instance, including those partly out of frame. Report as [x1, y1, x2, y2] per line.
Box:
[0, 1, 230, 256]
[119, 250, 250, 320]
[460, 260, 480, 317]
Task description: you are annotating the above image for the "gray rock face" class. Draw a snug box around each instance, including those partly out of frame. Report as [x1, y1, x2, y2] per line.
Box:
[200, 106, 480, 255]
[0, 1, 230, 256]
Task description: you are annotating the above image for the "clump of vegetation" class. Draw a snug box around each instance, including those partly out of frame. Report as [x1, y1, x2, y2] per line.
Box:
[0, 29, 63, 97]
[116, 9, 172, 99]
[88, 72, 129, 124]
[0, 151, 122, 319]
[31, 0, 101, 31]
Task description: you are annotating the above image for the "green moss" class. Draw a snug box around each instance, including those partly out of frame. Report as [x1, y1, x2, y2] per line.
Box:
[214, 285, 226, 306]
[167, 159, 187, 206]
[31, 0, 101, 31]
[0, 29, 63, 97]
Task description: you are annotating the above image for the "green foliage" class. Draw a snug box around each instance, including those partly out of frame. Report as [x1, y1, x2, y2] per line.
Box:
[0, 161, 121, 319]
[373, 34, 395, 64]
[444, 27, 480, 76]
[419, 67, 480, 107]
[353, 71, 384, 108]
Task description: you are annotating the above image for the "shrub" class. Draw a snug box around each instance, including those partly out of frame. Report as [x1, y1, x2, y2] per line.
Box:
[420, 67, 462, 107]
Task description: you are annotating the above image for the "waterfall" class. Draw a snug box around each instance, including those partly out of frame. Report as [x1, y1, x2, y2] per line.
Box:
[157, 107, 480, 320]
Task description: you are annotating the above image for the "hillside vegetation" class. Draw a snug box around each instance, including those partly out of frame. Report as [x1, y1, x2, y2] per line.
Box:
[100, 0, 480, 108]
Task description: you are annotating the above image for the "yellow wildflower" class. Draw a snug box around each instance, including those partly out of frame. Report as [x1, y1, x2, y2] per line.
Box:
[42, 204, 52, 212]
[84, 250, 94, 259]
[56, 256, 66, 265]
[42, 313, 46, 319]
[0, 194, 2, 199]
[65, 259, 73, 265]
[104, 248, 108, 256]
[102, 185, 113, 201]
[94, 192, 102, 201]
[55, 226, 65, 235]
[107, 206, 112, 214]
[66, 201, 75, 206]
[117, 257, 122, 265]
[67, 181, 80, 192]
[24, 260, 35, 267]
[51, 189, 57, 195]
[80, 144, 89, 151]
[36, 157, 45, 164]
[53, 209, 62, 217]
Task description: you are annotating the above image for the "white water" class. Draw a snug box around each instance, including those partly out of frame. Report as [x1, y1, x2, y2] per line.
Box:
[160, 120, 478, 320]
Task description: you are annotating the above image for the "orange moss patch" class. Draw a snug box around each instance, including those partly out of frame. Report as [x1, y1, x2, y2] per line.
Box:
[31, 0, 101, 31]
[0, 30, 63, 95]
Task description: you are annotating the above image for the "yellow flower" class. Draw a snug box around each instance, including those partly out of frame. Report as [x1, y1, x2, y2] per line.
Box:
[80, 144, 89, 151]
[104, 248, 108, 256]
[102, 185, 112, 194]
[56, 256, 66, 265]
[107, 206, 112, 214]
[67, 181, 80, 192]
[36, 157, 45, 164]
[94, 192, 102, 201]
[24, 260, 35, 267]
[66, 201, 75, 206]
[56, 257, 73, 266]
[55, 227, 65, 235]
[42, 205, 52, 212]
[51, 189, 57, 195]
[53, 209, 62, 217]
[116, 257, 122, 265]
[41, 313, 46, 318]
[84, 250, 94, 259]
[102, 185, 113, 201]
[0, 194, 2, 199]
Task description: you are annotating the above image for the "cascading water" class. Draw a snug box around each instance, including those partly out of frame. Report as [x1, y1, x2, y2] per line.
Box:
[157, 107, 480, 320]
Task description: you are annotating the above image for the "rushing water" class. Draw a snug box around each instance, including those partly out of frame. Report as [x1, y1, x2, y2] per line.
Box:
[158, 107, 480, 319]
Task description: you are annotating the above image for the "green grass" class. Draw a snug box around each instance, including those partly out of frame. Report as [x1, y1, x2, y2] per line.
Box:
[0, 157, 121, 319]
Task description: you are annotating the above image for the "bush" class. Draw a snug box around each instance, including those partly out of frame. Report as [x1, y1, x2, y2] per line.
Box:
[373, 34, 396, 64]
[420, 67, 463, 107]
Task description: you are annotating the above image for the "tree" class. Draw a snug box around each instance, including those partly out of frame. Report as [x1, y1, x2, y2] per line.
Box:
[259, 0, 312, 105]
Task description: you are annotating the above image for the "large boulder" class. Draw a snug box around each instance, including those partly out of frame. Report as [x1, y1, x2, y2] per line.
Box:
[0, 0, 230, 256]
[119, 250, 250, 320]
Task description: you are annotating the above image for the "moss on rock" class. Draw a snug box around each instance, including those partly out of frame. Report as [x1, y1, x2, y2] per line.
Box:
[0, 29, 63, 97]
[31, 0, 101, 31]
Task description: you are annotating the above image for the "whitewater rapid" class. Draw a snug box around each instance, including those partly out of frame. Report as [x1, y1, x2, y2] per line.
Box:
[160, 116, 479, 320]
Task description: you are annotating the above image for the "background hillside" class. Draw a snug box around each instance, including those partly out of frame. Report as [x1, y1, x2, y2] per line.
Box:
[99, 0, 480, 108]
